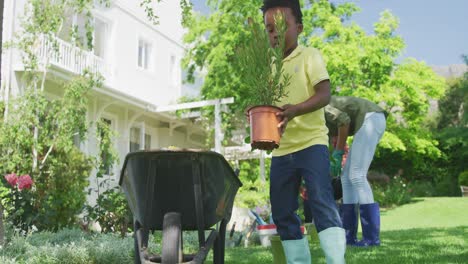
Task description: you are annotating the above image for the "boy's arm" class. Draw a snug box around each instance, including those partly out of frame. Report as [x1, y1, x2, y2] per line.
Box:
[277, 79, 331, 135]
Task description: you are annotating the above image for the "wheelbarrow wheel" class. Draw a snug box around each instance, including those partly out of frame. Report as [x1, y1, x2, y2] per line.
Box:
[162, 212, 183, 264]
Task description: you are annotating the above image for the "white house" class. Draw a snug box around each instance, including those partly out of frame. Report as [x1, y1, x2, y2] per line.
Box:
[1, 0, 214, 203]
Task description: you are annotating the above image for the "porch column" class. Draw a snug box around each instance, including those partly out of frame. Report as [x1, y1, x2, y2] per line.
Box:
[140, 122, 146, 150]
[214, 101, 222, 153]
[260, 150, 266, 183]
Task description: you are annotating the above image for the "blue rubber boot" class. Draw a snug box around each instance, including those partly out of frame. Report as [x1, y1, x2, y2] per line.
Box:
[355, 203, 380, 247]
[281, 237, 311, 264]
[340, 204, 358, 245]
[318, 227, 346, 264]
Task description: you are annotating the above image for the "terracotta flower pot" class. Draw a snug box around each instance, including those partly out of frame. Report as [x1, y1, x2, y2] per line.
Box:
[247, 105, 282, 150]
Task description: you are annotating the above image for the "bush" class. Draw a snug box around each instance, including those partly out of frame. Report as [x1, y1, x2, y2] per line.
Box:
[234, 159, 271, 208]
[33, 148, 93, 230]
[235, 178, 269, 209]
[1, 174, 36, 231]
[0, 151, 90, 231]
[85, 186, 133, 237]
[373, 176, 413, 207]
[0, 147, 92, 231]
[0, 228, 134, 263]
[26, 228, 90, 246]
[407, 180, 436, 197]
[458, 171, 468, 186]
[433, 170, 460, 196]
[0, 73, 101, 232]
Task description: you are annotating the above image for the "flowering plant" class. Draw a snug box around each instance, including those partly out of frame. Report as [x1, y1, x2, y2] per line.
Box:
[2, 173, 35, 230]
[5, 173, 34, 190]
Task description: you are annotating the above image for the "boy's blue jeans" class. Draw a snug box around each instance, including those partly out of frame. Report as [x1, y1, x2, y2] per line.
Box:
[270, 145, 342, 240]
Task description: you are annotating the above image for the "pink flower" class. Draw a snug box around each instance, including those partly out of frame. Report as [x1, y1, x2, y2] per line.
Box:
[4, 173, 18, 187]
[17, 174, 33, 190]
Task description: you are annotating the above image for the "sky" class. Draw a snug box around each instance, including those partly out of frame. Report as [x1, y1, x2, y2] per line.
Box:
[190, 0, 468, 66]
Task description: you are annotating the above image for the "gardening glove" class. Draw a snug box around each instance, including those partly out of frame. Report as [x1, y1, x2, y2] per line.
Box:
[330, 149, 344, 177]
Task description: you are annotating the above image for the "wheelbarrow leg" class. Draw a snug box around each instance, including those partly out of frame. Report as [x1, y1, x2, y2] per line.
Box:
[213, 218, 227, 264]
[134, 220, 149, 264]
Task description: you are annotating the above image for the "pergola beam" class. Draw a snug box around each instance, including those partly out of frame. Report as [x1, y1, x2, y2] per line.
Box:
[152, 97, 234, 154]
[153, 97, 234, 113]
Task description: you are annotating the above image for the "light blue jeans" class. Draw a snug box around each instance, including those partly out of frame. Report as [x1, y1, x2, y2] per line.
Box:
[341, 112, 386, 204]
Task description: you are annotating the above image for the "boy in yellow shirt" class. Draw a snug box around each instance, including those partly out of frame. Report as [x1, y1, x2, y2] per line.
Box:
[262, 0, 346, 263]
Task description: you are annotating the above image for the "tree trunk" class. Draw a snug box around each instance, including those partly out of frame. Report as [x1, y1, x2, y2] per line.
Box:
[0, 205, 4, 246]
[0, 0, 3, 82]
[0, 0, 5, 248]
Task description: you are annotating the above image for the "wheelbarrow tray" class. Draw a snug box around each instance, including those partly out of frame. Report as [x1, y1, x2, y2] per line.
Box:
[119, 149, 242, 230]
[119, 149, 242, 263]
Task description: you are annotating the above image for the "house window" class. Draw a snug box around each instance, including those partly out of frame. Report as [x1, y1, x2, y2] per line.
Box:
[169, 55, 178, 86]
[130, 127, 141, 152]
[59, 14, 88, 49]
[74, 14, 89, 49]
[93, 17, 109, 58]
[138, 39, 152, 69]
[58, 10, 74, 42]
[144, 134, 151, 150]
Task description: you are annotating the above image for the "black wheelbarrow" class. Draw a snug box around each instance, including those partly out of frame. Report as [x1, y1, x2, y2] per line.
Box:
[119, 149, 242, 264]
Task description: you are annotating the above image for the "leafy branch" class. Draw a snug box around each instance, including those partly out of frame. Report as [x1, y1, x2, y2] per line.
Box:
[233, 14, 290, 111]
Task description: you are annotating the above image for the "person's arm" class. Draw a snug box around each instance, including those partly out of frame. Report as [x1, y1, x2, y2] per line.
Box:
[276, 79, 331, 135]
[325, 104, 351, 176]
[325, 104, 351, 148]
[335, 123, 350, 152]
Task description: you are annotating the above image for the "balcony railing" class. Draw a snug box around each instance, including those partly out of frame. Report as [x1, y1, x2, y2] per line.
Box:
[37, 35, 110, 79]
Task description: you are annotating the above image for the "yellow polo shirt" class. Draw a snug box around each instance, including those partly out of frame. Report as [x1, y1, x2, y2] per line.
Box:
[272, 45, 329, 156]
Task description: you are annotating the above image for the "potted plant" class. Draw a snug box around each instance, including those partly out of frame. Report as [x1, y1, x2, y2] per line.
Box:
[234, 15, 291, 150]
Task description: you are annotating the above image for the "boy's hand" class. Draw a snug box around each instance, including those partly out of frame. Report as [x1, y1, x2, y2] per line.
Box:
[276, 104, 296, 135]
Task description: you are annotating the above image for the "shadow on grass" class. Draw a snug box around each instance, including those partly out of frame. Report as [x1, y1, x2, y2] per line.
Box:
[207, 226, 468, 264]
[345, 226, 468, 264]
[380, 198, 426, 214]
[408, 197, 426, 203]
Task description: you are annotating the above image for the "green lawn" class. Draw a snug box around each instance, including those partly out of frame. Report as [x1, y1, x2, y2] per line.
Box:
[1, 198, 466, 263]
[211, 197, 468, 264]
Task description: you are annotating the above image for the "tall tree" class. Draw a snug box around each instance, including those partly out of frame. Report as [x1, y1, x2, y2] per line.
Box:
[0, 0, 5, 247]
[433, 56, 468, 193]
[0, 0, 3, 86]
[183, 0, 446, 169]
[0, 0, 193, 235]
[0, 0, 107, 232]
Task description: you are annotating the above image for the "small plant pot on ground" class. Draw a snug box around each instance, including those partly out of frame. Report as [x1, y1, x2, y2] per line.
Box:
[247, 105, 282, 150]
[257, 224, 277, 247]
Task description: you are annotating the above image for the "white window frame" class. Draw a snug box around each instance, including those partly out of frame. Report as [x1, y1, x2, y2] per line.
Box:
[144, 133, 152, 150]
[169, 54, 179, 87]
[137, 37, 153, 70]
[129, 122, 146, 152]
[92, 14, 112, 59]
